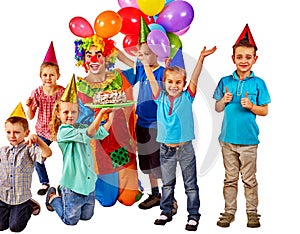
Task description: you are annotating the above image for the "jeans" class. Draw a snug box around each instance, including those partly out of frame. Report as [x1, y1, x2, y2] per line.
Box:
[0, 200, 32, 232]
[51, 186, 95, 225]
[160, 141, 201, 221]
[35, 135, 51, 184]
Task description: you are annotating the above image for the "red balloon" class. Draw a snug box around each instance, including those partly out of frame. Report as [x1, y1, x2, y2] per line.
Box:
[123, 34, 139, 56]
[69, 16, 94, 38]
[117, 7, 154, 35]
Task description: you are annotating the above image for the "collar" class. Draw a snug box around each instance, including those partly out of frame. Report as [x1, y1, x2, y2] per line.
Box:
[9, 141, 26, 151]
[232, 70, 255, 81]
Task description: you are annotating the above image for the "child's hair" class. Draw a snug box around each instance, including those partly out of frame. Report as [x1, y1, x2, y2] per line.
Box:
[40, 62, 60, 76]
[5, 117, 29, 131]
[49, 100, 62, 141]
[232, 39, 257, 56]
[164, 66, 187, 86]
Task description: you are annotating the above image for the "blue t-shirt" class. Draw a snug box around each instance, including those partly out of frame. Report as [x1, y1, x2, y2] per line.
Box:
[154, 89, 195, 144]
[122, 62, 164, 128]
[213, 71, 271, 145]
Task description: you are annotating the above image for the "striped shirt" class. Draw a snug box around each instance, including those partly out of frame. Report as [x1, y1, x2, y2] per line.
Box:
[31, 85, 65, 140]
[0, 142, 43, 205]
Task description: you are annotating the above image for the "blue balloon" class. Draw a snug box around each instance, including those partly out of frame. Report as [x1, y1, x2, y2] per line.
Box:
[148, 23, 166, 34]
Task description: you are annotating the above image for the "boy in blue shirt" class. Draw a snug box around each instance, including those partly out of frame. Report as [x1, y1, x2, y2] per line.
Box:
[213, 24, 271, 228]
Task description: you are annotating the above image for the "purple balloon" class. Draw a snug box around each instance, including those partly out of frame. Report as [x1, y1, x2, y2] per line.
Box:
[156, 1, 194, 32]
[147, 30, 170, 58]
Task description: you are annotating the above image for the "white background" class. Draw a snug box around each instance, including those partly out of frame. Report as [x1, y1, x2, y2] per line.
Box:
[0, 0, 299, 233]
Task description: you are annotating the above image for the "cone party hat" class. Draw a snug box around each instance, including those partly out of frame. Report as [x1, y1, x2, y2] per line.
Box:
[139, 17, 150, 43]
[9, 102, 27, 119]
[169, 48, 185, 70]
[61, 74, 78, 103]
[43, 41, 58, 64]
[234, 24, 257, 49]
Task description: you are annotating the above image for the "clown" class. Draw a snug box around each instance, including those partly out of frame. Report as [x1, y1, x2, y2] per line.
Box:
[74, 34, 140, 207]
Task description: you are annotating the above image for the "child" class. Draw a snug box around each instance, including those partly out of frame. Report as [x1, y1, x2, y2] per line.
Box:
[26, 41, 65, 195]
[143, 46, 216, 231]
[46, 75, 114, 225]
[213, 24, 271, 228]
[119, 18, 170, 210]
[0, 103, 52, 232]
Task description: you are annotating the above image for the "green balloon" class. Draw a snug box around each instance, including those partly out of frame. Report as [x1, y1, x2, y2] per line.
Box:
[167, 32, 182, 59]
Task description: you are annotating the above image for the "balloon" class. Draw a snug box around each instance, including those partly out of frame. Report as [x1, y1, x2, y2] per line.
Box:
[137, 0, 165, 16]
[147, 30, 170, 58]
[148, 23, 166, 34]
[118, 0, 138, 8]
[69, 17, 94, 38]
[94, 11, 122, 38]
[118, 7, 154, 35]
[123, 34, 139, 56]
[156, 1, 194, 32]
[173, 25, 190, 36]
[167, 32, 182, 59]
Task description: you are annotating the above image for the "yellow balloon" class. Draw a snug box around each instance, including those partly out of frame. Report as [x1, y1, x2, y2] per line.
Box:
[137, 0, 165, 16]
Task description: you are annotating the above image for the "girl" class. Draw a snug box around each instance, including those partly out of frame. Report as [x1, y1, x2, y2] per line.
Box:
[26, 42, 65, 195]
[46, 93, 114, 225]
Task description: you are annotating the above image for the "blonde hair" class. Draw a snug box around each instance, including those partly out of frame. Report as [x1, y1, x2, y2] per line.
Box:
[49, 100, 62, 141]
[40, 62, 60, 77]
[164, 66, 187, 86]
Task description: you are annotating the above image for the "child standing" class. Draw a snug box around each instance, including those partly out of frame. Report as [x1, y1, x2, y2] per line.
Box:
[143, 46, 216, 231]
[26, 41, 65, 195]
[0, 103, 52, 232]
[46, 75, 114, 225]
[213, 24, 271, 228]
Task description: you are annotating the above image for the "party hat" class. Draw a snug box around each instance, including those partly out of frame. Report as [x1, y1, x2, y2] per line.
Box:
[139, 17, 150, 43]
[43, 41, 58, 64]
[9, 102, 27, 119]
[234, 24, 257, 49]
[169, 48, 185, 70]
[61, 74, 77, 103]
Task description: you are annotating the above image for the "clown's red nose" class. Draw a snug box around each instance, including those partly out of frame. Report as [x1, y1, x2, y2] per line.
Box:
[91, 55, 98, 63]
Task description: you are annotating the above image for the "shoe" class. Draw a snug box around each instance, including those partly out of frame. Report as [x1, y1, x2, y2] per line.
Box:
[45, 187, 56, 212]
[247, 213, 261, 228]
[185, 219, 199, 231]
[30, 198, 41, 216]
[154, 214, 172, 225]
[37, 183, 50, 196]
[172, 199, 178, 215]
[57, 185, 62, 196]
[138, 193, 161, 209]
[217, 212, 235, 227]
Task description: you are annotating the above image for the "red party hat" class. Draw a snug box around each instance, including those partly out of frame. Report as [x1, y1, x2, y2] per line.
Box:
[234, 24, 257, 49]
[43, 41, 58, 64]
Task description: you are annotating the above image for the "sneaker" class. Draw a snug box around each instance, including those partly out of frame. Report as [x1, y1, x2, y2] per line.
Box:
[154, 214, 172, 225]
[247, 213, 261, 228]
[37, 183, 50, 196]
[30, 198, 41, 216]
[185, 219, 199, 231]
[217, 212, 235, 227]
[138, 193, 161, 209]
[45, 187, 56, 212]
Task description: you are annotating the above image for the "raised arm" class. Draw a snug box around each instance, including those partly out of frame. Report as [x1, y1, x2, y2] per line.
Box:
[143, 64, 160, 97]
[188, 46, 217, 94]
[26, 134, 52, 158]
[117, 48, 135, 68]
[87, 108, 113, 137]
[26, 97, 37, 120]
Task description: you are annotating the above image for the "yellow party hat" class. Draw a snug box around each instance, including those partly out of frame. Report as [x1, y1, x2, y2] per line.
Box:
[61, 74, 78, 103]
[9, 102, 27, 119]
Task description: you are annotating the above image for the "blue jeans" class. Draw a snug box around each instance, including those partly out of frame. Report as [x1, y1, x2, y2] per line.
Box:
[160, 141, 201, 221]
[35, 135, 51, 184]
[0, 200, 32, 232]
[51, 186, 95, 225]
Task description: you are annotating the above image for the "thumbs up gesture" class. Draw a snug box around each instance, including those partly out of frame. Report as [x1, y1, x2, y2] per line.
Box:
[241, 91, 254, 110]
[222, 86, 232, 104]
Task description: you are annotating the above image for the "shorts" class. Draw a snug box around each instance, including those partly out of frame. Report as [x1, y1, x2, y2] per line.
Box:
[136, 124, 161, 179]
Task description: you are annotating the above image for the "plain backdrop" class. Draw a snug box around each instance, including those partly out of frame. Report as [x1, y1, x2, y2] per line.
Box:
[0, 0, 299, 233]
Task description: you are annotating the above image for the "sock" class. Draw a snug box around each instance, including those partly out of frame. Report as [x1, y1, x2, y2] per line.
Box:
[151, 186, 160, 196]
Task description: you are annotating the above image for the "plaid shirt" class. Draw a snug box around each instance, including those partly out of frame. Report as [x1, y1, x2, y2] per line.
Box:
[31, 85, 65, 140]
[0, 142, 43, 205]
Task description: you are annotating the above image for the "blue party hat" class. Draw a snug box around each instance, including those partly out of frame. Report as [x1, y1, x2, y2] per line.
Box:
[169, 48, 185, 70]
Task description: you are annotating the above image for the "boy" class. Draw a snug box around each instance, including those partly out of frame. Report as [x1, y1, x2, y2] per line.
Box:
[0, 103, 52, 232]
[213, 24, 271, 228]
[143, 46, 216, 231]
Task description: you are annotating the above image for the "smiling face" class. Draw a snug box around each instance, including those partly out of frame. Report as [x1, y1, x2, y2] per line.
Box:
[56, 102, 79, 126]
[164, 68, 186, 97]
[84, 45, 106, 75]
[232, 46, 257, 75]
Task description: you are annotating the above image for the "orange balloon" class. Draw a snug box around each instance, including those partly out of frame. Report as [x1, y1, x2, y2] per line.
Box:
[94, 11, 122, 38]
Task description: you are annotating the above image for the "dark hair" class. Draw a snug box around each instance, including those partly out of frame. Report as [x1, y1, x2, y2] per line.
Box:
[5, 117, 29, 131]
[233, 39, 257, 56]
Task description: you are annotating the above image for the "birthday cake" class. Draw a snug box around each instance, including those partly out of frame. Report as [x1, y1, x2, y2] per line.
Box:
[93, 90, 127, 104]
